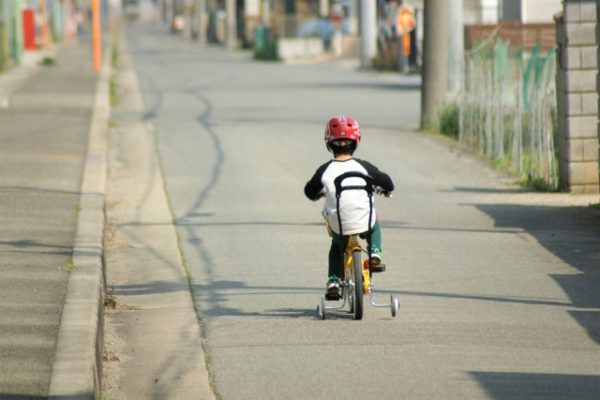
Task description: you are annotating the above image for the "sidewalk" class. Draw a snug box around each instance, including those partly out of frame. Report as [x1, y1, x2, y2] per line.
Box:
[101, 31, 214, 399]
[0, 41, 106, 398]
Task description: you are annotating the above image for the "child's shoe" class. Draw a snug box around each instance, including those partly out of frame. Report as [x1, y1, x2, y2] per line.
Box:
[325, 277, 341, 300]
[369, 251, 386, 273]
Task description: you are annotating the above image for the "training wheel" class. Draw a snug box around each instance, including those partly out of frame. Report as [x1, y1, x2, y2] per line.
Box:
[317, 297, 326, 320]
[348, 292, 354, 313]
[391, 295, 399, 317]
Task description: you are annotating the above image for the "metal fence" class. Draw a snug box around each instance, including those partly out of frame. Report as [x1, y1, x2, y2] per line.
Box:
[459, 32, 558, 189]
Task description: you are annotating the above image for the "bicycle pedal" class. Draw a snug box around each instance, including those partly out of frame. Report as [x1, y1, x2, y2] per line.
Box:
[370, 263, 386, 273]
[325, 292, 341, 301]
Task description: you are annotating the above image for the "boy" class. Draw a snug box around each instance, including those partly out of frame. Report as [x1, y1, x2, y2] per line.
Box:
[304, 116, 394, 300]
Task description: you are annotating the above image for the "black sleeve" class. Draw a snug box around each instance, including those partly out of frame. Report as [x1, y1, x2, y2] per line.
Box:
[356, 159, 395, 191]
[304, 162, 330, 201]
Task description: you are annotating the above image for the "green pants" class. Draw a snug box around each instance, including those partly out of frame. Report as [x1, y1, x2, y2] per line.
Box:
[328, 220, 382, 280]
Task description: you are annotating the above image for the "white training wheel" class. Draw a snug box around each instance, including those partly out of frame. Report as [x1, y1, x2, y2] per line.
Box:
[391, 295, 399, 317]
[317, 297, 326, 320]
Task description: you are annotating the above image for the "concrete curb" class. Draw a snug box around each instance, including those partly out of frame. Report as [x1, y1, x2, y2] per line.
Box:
[48, 45, 111, 399]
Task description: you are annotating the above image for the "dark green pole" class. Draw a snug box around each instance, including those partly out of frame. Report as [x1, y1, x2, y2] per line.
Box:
[0, 1, 7, 71]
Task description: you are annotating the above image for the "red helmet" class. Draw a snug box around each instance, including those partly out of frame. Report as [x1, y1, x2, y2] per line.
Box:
[324, 116, 361, 144]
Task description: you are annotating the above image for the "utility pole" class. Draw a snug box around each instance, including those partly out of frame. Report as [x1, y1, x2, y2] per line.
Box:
[92, 0, 102, 72]
[319, 0, 329, 18]
[359, 0, 376, 67]
[195, 0, 207, 44]
[447, 0, 463, 94]
[262, 0, 270, 25]
[348, 0, 358, 35]
[226, 0, 237, 48]
[420, 0, 448, 129]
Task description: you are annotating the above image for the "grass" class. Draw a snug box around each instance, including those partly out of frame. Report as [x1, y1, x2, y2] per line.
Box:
[108, 117, 119, 129]
[522, 176, 559, 192]
[104, 286, 117, 309]
[66, 259, 75, 272]
[110, 78, 119, 106]
[434, 102, 562, 193]
[111, 31, 120, 70]
[38, 57, 56, 67]
[437, 103, 459, 138]
[109, 25, 121, 106]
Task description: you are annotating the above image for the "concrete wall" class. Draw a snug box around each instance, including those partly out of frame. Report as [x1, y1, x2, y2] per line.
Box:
[555, 0, 599, 193]
[277, 37, 324, 62]
[522, 0, 562, 22]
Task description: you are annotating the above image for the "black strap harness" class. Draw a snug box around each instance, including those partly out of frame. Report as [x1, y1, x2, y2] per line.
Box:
[333, 171, 374, 269]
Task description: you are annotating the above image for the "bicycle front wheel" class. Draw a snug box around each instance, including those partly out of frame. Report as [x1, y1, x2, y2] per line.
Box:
[352, 250, 363, 320]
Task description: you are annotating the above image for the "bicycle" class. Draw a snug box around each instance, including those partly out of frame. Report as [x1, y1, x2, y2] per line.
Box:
[316, 171, 399, 320]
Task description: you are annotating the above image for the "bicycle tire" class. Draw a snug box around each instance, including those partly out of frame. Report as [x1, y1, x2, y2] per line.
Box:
[352, 250, 363, 320]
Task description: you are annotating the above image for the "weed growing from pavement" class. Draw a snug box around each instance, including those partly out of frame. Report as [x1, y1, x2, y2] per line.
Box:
[109, 26, 121, 107]
[110, 79, 119, 107]
[66, 259, 75, 272]
[521, 176, 559, 192]
[39, 57, 56, 67]
[111, 25, 120, 70]
[104, 286, 117, 309]
[108, 118, 119, 129]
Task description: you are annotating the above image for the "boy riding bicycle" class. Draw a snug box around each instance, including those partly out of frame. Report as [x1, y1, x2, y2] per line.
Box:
[304, 116, 395, 300]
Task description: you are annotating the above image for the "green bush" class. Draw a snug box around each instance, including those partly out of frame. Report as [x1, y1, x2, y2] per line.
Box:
[438, 103, 459, 138]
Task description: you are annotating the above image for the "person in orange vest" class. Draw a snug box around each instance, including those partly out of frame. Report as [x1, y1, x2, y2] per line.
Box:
[395, 4, 416, 72]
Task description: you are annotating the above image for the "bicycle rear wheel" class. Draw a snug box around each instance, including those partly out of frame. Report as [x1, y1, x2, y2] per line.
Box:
[352, 250, 363, 320]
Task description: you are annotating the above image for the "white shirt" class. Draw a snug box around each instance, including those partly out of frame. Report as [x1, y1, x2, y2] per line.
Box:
[304, 158, 394, 235]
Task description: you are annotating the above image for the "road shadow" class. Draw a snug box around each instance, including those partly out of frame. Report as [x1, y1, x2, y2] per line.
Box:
[440, 186, 530, 194]
[267, 81, 421, 92]
[472, 203, 600, 345]
[111, 278, 323, 319]
[469, 371, 600, 400]
[0, 396, 85, 400]
[111, 275, 579, 321]
[0, 239, 73, 256]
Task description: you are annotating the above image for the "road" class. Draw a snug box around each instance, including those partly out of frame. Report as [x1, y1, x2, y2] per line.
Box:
[121, 21, 600, 399]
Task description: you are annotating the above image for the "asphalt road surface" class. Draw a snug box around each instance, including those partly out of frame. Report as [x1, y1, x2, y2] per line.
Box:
[124, 21, 600, 400]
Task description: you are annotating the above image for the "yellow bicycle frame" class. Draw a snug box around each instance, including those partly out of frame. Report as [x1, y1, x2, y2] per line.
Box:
[323, 212, 370, 295]
[344, 235, 370, 295]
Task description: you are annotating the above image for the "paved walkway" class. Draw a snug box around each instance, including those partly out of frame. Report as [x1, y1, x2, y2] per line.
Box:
[0, 42, 99, 398]
[101, 34, 214, 399]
